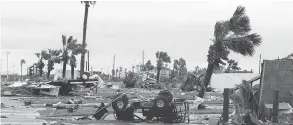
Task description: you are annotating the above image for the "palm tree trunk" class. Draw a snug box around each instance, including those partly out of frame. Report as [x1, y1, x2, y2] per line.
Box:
[71, 64, 74, 79]
[21, 64, 23, 81]
[80, 3, 89, 78]
[62, 59, 67, 78]
[198, 63, 214, 98]
[171, 68, 175, 83]
[40, 68, 43, 77]
[156, 68, 161, 82]
[47, 70, 51, 80]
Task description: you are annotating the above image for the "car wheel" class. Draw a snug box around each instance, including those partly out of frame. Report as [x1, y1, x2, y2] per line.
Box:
[112, 93, 129, 112]
[153, 95, 169, 111]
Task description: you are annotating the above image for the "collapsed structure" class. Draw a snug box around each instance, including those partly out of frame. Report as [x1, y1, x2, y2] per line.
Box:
[228, 59, 293, 124]
[2, 71, 106, 97]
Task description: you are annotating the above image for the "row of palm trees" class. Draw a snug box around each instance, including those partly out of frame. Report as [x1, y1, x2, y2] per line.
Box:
[27, 35, 82, 80]
[21, 1, 97, 80]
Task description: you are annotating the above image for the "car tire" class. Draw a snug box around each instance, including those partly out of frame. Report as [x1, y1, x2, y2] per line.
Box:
[153, 95, 169, 111]
[112, 93, 129, 112]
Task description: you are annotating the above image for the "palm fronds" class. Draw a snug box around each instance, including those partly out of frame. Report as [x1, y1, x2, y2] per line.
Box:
[209, 5, 262, 63]
[81, 1, 96, 7]
[20, 59, 25, 64]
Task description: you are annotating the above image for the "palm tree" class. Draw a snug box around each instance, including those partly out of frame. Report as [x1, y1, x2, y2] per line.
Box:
[69, 41, 83, 79]
[226, 59, 241, 71]
[43, 49, 62, 79]
[20, 59, 25, 81]
[124, 68, 127, 76]
[198, 6, 262, 98]
[172, 59, 179, 81]
[178, 58, 187, 77]
[35, 50, 46, 77]
[156, 51, 171, 82]
[115, 68, 119, 79]
[119, 67, 123, 79]
[132, 66, 135, 72]
[80, 1, 96, 78]
[61, 35, 81, 78]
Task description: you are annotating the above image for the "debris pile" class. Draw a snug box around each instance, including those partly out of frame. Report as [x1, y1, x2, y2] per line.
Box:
[123, 72, 165, 89]
[180, 73, 204, 91]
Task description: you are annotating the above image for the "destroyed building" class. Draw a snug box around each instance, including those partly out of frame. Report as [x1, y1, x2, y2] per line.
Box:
[258, 60, 293, 116]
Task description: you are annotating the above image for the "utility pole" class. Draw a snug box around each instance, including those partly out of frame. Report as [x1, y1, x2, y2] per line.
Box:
[259, 54, 261, 74]
[133, 60, 136, 72]
[142, 50, 145, 66]
[87, 50, 90, 71]
[0, 58, 2, 84]
[6, 52, 10, 81]
[113, 54, 115, 71]
[12, 64, 14, 82]
[142, 50, 145, 71]
[112, 54, 116, 80]
[108, 66, 110, 81]
[85, 61, 88, 71]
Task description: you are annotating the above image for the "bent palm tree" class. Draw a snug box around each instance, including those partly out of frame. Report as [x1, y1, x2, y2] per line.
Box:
[80, 1, 96, 78]
[20, 59, 25, 81]
[198, 6, 262, 98]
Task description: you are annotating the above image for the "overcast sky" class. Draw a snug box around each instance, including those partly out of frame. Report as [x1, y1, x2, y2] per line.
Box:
[1, 0, 293, 75]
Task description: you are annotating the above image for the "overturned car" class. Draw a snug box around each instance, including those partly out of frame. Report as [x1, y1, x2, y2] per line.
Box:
[94, 90, 190, 123]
